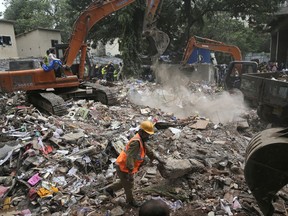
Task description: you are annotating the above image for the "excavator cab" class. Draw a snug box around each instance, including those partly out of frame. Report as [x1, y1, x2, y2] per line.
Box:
[54, 43, 93, 79]
[181, 36, 242, 66]
[224, 61, 258, 90]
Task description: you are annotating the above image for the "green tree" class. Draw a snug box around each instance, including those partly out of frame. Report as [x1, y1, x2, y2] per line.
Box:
[3, 0, 286, 77]
[3, 0, 70, 41]
[192, 13, 271, 54]
[4, 0, 52, 35]
[172, 0, 286, 53]
[47, 0, 72, 42]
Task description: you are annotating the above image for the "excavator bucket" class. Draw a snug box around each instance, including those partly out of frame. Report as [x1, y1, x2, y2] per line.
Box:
[143, 27, 170, 61]
[244, 127, 288, 216]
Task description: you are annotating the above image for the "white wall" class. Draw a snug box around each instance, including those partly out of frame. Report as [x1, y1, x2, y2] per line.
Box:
[0, 20, 18, 59]
[16, 29, 61, 58]
[105, 38, 120, 56]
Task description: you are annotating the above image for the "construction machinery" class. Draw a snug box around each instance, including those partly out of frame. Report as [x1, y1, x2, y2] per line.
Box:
[179, 36, 244, 84]
[181, 36, 242, 66]
[224, 60, 258, 90]
[244, 127, 288, 216]
[224, 58, 288, 124]
[0, 0, 169, 116]
[143, 0, 170, 62]
[238, 71, 288, 123]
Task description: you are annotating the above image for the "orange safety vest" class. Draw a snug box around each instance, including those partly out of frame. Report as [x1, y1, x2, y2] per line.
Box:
[116, 133, 146, 174]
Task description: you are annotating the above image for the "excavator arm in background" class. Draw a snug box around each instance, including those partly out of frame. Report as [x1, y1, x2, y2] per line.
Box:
[63, 0, 136, 79]
[0, 0, 169, 116]
[142, 0, 170, 61]
[181, 36, 242, 65]
[64, 0, 169, 79]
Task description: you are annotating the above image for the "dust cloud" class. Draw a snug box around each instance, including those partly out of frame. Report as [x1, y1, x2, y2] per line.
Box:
[128, 63, 249, 124]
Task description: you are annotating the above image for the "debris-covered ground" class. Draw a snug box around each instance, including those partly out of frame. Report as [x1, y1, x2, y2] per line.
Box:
[0, 66, 286, 216]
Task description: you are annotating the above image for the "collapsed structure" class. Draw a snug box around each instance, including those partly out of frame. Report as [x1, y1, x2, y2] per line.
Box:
[1, 76, 286, 216]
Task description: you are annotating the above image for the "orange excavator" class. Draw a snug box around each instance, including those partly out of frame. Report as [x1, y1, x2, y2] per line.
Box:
[0, 0, 169, 115]
[181, 35, 242, 65]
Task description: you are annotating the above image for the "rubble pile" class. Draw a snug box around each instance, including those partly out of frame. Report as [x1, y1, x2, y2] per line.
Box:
[0, 80, 284, 216]
[0, 58, 9, 71]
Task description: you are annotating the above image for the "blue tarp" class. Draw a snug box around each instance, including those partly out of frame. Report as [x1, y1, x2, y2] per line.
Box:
[187, 48, 211, 64]
[42, 60, 62, 72]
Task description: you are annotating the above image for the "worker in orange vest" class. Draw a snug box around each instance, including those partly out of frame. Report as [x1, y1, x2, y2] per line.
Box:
[113, 121, 156, 207]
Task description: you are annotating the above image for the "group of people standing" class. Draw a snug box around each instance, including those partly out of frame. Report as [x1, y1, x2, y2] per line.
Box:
[43, 48, 124, 81]
[90, 61, 123, 81]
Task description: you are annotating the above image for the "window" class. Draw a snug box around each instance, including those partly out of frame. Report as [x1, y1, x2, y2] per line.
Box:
[51, 40, 58, 47]
[0, 36, 12, 46]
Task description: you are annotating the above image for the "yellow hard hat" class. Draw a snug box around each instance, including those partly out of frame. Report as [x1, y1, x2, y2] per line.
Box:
[140, 121, 154, 135]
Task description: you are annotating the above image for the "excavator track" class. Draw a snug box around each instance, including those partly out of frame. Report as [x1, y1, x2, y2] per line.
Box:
[27, 92, 68, 116]
[26, 83, 117, 116]
[244, 127, 288, 216]
[80, 82, 118, 105]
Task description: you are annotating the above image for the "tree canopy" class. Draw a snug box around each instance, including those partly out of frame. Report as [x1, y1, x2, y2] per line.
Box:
[3, 0, 286, 76]
[3, 0, 71, 41]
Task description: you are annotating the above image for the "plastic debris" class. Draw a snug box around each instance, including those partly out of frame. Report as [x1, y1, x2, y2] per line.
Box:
[28, 173, 42, 186]
[220, 199, 233, 216]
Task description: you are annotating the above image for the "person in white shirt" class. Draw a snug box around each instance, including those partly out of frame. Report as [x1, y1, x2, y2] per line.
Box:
[46, 49, 65, 77]
[48, 49, 60, 64]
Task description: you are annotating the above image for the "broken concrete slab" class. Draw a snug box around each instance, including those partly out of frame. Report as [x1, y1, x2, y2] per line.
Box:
[190, 119, 209, 130]
[61, 131, 86, 142]
[157, 158, 205, 179]
[110, 206, 124, 216]
[111, 140, 125, 155]
[237, 119, 250, 130]
[146, 167, 157, 175]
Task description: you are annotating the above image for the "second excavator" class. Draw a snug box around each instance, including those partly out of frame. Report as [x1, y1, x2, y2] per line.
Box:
[0, 0, 170, 115]
[181, 35, 242, 66]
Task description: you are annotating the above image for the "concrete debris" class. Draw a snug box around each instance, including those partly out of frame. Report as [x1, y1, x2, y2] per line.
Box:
[0, 78, 280, 215]
[157, 158, 205, 179]
[110, 206, 124, 216]
[190, 119, 209, 129]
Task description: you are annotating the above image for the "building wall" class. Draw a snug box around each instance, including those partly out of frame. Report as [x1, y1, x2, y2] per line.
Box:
[105, 38, 120, 56]
[0, 20, 18, 59]
[92, 39, 120, 57]
[278, 29, 288, 64]
[270, 25, 288, 64]
[244, 52, 270, 63]
[16, 29, 61, 58]
[269, 4, 288, 65]
[270, 32, 278, 62]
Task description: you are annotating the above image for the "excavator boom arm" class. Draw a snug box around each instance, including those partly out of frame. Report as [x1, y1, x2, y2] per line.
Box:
[64, 0, 169, 77]
[142, 0, 170, 61]
[182, 36, 242, 65]
[65, 0, 136, 67]
[143, 0, 162, 30]
[0, 0, 169, 116]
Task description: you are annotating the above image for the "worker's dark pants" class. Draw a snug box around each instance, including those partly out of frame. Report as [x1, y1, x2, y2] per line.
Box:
[106, 72, 114, 81]
[113, 165, 134, 202]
